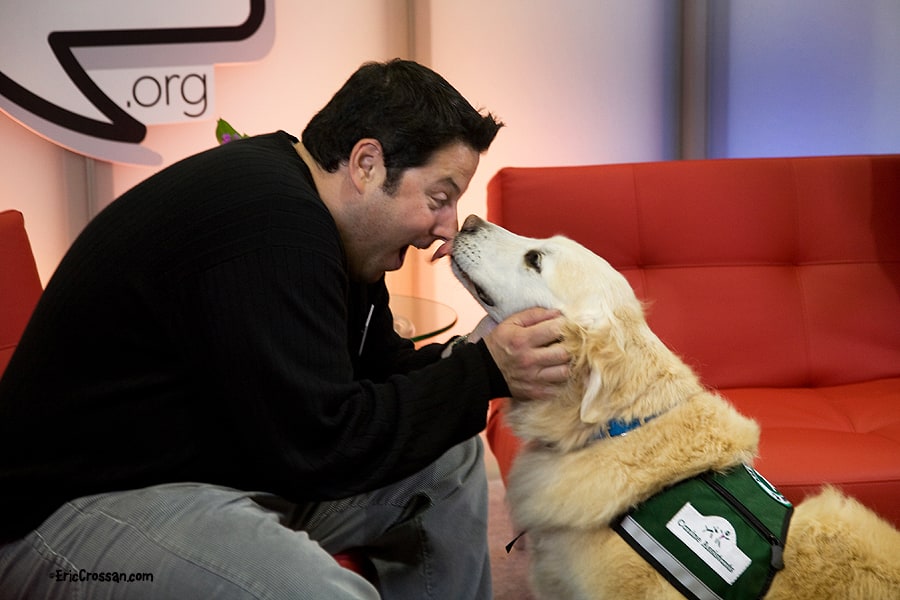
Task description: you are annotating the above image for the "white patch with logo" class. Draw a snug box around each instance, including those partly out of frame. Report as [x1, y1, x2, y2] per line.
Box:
[666, 502, 752, 585]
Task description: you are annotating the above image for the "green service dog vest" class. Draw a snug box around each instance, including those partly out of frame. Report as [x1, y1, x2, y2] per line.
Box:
[613, 464, 793, 600]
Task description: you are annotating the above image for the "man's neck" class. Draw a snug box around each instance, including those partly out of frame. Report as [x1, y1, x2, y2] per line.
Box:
[294, 142, 344, 220]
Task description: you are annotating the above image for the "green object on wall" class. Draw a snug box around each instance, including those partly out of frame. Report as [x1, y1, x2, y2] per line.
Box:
[216, 118, 248, 145]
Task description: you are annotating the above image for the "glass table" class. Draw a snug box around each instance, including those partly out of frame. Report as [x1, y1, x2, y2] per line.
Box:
[389, 295, 458, 342]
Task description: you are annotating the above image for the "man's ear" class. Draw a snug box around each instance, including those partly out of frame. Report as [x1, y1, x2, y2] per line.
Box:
[348, 139, 385, 193]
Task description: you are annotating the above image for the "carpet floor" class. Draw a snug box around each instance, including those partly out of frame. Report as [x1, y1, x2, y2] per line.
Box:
[487, 477, 537, 600]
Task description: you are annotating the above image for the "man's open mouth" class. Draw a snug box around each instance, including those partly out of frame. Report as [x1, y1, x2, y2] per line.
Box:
[452, 259, 496, 307]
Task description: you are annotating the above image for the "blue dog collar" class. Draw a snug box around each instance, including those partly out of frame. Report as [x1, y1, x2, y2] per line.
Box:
[592, 414, 659, 440]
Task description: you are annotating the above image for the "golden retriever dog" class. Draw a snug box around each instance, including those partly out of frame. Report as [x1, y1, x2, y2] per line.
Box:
[451, 215, 900, 600]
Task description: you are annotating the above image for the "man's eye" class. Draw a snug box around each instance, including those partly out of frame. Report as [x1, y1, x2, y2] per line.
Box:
[525, 250, 542, 272]
[430, 195, 449, 210]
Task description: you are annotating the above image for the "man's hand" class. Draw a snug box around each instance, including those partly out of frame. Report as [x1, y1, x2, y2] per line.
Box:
[483, 308, 570, 402]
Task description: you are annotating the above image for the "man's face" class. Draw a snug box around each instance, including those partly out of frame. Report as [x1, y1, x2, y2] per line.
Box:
[345, 141, 480, 282]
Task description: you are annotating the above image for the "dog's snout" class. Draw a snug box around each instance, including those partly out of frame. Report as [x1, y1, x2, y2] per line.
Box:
[460, 214, 486, 234]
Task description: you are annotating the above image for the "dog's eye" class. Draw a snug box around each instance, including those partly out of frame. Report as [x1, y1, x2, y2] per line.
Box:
[525, 250, 543, 272]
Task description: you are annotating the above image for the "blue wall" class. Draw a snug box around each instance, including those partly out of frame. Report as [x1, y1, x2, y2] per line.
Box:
[708, 0, 900, 158]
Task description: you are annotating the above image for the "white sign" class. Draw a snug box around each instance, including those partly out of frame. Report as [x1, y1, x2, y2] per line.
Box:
[666, 502, 752, 585]
[0, 0, 274, 165]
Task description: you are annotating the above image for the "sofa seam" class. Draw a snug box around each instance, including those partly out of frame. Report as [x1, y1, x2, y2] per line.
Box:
[788, 159, 815, 387]
[629, 164, 649, 293]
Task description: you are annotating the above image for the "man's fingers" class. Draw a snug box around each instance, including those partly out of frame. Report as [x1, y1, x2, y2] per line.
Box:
[508, 307, 562, 329]
[481, 307, 573, 401]
[528, 342, 570, 382]
[539, 362, 571, 384]
[506, 311, 566, 348]
[533, 316, 567, 348]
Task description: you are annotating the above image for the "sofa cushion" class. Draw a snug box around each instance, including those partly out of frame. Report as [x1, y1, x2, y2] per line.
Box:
[487, 155, 900, 390]
[724, 378, 900, 526]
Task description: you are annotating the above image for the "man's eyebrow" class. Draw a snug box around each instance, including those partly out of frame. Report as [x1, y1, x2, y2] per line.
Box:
[438, 177, 462, 195]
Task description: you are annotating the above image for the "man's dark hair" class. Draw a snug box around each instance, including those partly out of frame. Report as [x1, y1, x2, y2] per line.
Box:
[302, 59, 504, 194]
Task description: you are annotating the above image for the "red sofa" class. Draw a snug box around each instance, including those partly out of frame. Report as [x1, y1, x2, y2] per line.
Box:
[483, 155, 900, 527]
[0, 209, 376, 582]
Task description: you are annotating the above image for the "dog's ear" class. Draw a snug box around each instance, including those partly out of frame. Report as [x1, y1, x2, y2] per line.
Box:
[572, 309, 644, 424]
[579, 366, 606, 423]
[566, 317, 620, 424]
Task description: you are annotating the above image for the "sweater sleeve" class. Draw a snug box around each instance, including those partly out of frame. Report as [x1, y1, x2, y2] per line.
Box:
[168, 210, 507, 501]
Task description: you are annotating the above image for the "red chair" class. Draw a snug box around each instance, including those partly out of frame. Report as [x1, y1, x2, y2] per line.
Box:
[0, 210, 43, 376]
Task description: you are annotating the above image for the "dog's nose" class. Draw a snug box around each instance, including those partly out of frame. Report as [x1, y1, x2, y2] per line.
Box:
[460, 214, 486, 233]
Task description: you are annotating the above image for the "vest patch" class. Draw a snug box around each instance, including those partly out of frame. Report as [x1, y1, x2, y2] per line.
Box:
[666, 502, 752, 585]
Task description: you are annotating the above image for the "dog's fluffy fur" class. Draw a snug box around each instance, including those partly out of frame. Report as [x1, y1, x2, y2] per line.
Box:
[451, 215, 900, 599]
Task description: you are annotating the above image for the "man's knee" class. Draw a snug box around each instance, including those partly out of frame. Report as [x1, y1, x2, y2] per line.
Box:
[0, 485, 382, 600]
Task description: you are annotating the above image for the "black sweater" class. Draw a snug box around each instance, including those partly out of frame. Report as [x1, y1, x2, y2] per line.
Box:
[0, 132, 508, 541]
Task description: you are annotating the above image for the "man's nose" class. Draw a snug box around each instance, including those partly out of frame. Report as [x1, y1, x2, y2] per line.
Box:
[430, 210, 460, 262]
[435, 210, 459, 241]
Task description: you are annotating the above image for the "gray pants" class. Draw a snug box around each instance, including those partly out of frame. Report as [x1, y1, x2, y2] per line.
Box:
[0, 437, 491, 599]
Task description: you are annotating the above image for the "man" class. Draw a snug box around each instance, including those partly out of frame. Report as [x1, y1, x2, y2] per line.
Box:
[0, 59, 569, 598]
